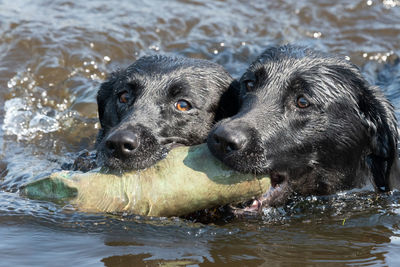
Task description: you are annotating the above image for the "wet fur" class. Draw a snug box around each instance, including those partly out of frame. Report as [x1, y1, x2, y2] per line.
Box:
[208, 45, 400, 207]
[97, 55, 239, 170]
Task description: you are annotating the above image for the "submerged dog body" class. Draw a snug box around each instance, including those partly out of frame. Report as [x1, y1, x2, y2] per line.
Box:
[97, 55, 238, 171]
[208, 45, 400, 207]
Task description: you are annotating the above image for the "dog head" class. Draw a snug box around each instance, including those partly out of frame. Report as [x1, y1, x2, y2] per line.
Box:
[97, 55, 239, 171]
[208, 45, 399, 206]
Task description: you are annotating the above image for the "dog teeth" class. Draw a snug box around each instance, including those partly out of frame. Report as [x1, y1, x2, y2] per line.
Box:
[243, 199, 261, 212]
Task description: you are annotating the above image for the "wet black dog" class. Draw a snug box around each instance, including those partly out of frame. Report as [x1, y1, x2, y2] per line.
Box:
[208, 45, 400, 209]
[96, 55, 238, 171]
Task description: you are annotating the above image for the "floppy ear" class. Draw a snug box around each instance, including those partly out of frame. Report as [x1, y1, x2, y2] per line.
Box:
[214, 80, 241, 122]
[97, 73, 116, 127]
[96, 71, 120, 143]
[360, 85, 400, 192]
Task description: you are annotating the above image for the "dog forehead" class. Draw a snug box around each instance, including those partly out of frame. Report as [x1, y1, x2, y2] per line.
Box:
[247, 52, 360, 103]
[127, 55, 227, 78]
[126, 70, 214, 99]
[123, 70, 230, 105]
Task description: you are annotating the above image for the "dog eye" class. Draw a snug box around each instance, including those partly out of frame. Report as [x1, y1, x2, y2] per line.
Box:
[118, 91, 130, 104]
[245, 80, 255, 91]
[175, 100, 192, 112]
[296, 96, 310, 108]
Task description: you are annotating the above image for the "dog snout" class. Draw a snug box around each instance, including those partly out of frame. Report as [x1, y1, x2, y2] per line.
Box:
[105, 130, 139, 159]
[210, 124, 248, 156]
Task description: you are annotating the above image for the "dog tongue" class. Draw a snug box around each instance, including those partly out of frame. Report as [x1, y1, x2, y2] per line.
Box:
[243, 199, 261, 212]
[233, 182, 287, 216]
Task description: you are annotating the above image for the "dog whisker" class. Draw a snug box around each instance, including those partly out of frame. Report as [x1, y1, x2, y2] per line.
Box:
[92, 55, 239, 172]
[207, 44, 400, 209]
[159, 137, 190, 146]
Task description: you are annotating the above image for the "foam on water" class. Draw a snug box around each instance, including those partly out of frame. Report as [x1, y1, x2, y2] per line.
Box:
[0, 0, 400, 265]
[2, 98, 59, 140]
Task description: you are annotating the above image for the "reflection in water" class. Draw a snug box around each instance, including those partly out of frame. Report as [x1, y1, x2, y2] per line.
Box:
[0, 0, 400, 265]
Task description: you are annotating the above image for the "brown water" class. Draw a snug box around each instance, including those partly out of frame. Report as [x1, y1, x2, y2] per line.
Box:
[1, 0, 400, 266]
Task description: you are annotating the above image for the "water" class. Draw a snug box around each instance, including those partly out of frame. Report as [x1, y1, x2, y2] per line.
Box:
[1, 0, 400, 265]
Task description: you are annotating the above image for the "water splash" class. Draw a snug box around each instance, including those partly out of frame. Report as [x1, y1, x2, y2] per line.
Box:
[2, 98, 60, 140]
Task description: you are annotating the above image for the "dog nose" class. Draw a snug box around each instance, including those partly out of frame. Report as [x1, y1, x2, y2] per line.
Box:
[105, 130, 139, 159]
[210, 125, 248, 155]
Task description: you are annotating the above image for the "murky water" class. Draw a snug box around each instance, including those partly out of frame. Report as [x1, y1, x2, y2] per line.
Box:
[1, 0, 400, 265]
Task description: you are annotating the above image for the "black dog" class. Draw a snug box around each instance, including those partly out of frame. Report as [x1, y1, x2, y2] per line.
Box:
[208, 45, 400, 209]
[96, 55, 238, 171]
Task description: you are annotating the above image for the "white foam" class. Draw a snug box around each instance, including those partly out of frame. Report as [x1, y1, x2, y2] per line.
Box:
[2, 97, 60, 140]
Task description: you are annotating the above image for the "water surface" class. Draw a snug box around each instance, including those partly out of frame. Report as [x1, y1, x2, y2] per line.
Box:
[1, 0, 400, 265]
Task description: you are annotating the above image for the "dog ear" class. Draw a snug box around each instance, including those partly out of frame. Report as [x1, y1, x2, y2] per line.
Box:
[96, 72, 120, 146]
[360, 85, 400, 192]
[96, 72, 120, 128]
[214, 80, 241, 122]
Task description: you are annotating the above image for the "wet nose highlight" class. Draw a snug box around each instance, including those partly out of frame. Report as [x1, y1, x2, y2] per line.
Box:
[211, 125, 247, 154]
[105, 130, 139, 159]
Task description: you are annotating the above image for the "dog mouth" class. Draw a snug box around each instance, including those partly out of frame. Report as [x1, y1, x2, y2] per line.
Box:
[159, 136, 190, 149]
[98, 135, 191, 171]
[97, 127, 163, 171]
[232, 171, 289, 215]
